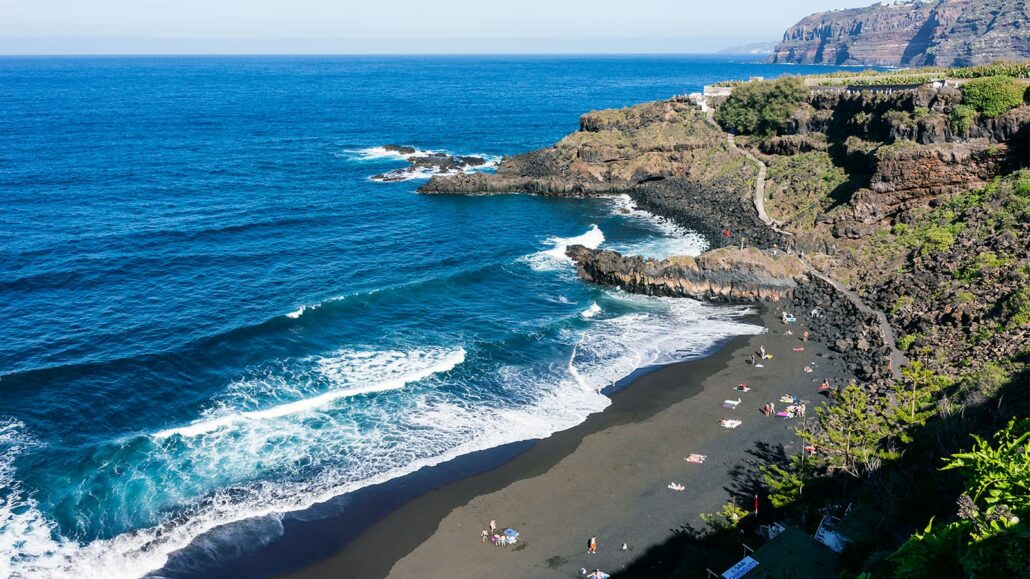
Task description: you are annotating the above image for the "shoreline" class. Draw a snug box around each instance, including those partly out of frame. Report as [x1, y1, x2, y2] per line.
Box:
[275, 303, 851, 578]
[170, 327, 751, 579]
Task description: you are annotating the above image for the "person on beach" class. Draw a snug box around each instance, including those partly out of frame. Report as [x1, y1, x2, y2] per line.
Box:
[747, 354, 756, 366]
[802, 330, 810, 342]
[588, 535, 597, 554]
[800, 403, 807, 418]
[489, 520, 496, 532]
[759, 345, 766, 358]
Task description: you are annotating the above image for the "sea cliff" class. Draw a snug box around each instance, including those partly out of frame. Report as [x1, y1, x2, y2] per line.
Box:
[770, 0, 1030, 67]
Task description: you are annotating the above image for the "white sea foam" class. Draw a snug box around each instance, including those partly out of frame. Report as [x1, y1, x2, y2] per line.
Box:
[580, 302, 602, 319]
[607, 194, 709, 259]
[521, 224, 605, 272]
[346, 146, 435, 161]
[0, 419, 77, 579]
[153, 348, 466, 439]
[285, 306, 306, 319]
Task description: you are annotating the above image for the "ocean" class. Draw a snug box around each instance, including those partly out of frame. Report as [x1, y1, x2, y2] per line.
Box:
[0, 55, 848, 578]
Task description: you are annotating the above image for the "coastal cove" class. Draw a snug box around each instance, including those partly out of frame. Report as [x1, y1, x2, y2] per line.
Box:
[0, 55, 861, 578]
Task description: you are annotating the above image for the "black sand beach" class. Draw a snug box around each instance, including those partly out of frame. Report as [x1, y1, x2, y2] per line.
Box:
[277, 304, 852, 578]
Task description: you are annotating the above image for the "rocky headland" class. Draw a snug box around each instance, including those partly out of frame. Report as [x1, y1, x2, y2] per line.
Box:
[565, 246, 806, 302]
[770, 0, 1030, 67]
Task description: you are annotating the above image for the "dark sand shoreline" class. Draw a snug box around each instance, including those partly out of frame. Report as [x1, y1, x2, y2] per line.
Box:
[275, 304, 851, 578]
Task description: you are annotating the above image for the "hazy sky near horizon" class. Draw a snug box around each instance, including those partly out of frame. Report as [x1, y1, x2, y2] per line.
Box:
[0, 0, 875, 54]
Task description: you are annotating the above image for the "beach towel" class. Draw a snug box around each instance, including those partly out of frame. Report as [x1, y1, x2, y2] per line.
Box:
[722, 398, 741, 408]
[792, 347, 804, 352]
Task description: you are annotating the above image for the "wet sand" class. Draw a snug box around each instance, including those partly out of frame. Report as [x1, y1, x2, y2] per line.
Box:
[284, 304, 849, 579]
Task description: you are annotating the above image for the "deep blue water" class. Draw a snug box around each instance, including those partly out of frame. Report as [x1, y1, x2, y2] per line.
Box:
[0, 55, 849, 577]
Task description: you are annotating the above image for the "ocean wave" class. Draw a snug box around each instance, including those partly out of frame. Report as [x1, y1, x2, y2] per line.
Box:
[520, 224, 605, 272]
[153, 347, 466, 439]
[580, 302, 602, 319]
[1, 295, 761, 579]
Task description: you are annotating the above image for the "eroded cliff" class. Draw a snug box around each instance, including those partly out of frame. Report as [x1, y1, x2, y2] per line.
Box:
[770, 0, 1030, 67]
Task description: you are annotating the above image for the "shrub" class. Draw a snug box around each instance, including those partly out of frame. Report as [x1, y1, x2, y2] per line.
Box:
[960, 76, 1025, 118]
[898, 334, 920, 351]
[715, 77, 808, 137]
[1001, 287, 1030, 329]
[949, 105, 977, 134]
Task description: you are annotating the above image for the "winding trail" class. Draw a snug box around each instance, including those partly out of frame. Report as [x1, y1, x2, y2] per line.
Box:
[703, 100, 905, 379]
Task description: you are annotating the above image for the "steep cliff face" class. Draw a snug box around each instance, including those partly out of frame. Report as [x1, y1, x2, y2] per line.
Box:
[771, 0, 1030, 67]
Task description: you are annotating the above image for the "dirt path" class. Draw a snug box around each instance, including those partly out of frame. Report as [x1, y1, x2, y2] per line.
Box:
[702, 99, 905, 379]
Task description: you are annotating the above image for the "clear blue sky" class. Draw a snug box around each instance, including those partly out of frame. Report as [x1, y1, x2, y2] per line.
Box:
[0, 0, 875, 55]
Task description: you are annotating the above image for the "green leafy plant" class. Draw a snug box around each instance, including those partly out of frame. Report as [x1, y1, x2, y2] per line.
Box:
[960, 76, 1026, 118]
[949, 104, 977, 134]
[715, 77, 807, 137]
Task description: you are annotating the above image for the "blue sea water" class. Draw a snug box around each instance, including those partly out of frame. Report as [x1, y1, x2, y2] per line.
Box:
[0, 55, 849, 577]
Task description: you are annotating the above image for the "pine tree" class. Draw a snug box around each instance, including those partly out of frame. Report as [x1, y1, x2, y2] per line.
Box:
[889, 361, 951, 442]
[798, 383, 889, 478]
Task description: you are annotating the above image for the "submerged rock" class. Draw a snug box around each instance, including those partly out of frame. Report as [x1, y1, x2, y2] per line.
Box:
[371, 151, 489, 182]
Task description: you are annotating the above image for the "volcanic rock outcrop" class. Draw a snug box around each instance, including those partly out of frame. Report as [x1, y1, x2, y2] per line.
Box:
[770, 0, 1030, 67]
[420, 100, 779, 245]
[565, 246, 807, 302]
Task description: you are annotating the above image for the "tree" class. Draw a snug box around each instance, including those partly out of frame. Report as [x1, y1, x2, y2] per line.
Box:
[761, 454, 811, 508]
[961, 75, 1026, 118]
[888, 361, 951, 442]
[797, 383, 889, 478]
[715, 77, 808, 137]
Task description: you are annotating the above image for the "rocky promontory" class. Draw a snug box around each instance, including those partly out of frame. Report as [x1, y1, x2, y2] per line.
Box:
[420, 100, 779, 246]
[566, 246, 807, 302]
[770, 0, 1030, 67]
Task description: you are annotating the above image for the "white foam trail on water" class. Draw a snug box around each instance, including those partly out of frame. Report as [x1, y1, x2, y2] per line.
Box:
[153, 348, 466, 439]
[285, 306, 306, 319]
[607, 194, 709, 259]
[521, 224, 605, 272]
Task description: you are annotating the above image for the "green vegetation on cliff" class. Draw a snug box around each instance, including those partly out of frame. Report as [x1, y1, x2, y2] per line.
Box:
[961, 75, 1028, 118]
[715, 77, 807, 137]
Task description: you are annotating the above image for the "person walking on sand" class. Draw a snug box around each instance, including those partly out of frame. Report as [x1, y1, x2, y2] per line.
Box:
[759, 345, 766, 358]
[588, 535, 597, 554]
[489, 519, 496, 532]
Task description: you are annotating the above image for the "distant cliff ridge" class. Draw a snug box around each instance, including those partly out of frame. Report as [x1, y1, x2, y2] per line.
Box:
[770, 0, 1030, 67]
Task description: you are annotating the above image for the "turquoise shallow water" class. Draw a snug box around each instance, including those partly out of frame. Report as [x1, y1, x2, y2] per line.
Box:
[0, 55, 850, 577]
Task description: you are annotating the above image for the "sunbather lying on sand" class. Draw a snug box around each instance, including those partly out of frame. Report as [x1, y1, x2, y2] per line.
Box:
[685, 454, 707, 463]
[720, 419, 742, 428]
[667, 482, 685, 491]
